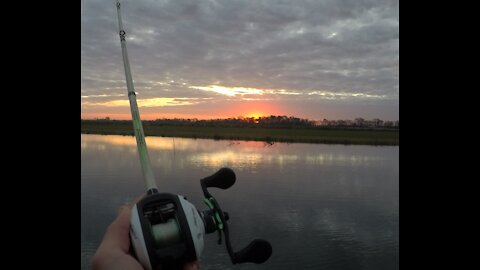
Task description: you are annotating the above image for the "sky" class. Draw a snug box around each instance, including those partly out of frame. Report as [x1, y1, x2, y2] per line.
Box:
[81, 0, 398, 121]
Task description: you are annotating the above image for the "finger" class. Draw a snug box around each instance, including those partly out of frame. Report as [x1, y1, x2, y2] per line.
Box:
[101, 194, 145, 251]
[102, 205, 132, 252]
[183, 261, 200, 270]
[124, 194, 146, 209]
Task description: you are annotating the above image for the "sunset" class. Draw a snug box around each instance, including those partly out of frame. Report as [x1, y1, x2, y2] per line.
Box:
[81, 0, 398, 121]
[82, 1, 398, 270]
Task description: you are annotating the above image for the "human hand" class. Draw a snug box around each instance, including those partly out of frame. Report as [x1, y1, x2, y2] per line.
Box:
[92, 201, 200, 270]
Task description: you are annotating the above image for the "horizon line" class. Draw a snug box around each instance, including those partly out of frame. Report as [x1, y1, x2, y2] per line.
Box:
[81, 115, 399, 122]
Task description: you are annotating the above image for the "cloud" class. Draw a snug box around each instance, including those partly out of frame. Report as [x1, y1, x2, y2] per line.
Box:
[82, 97, 205, 107]
[81, 0, 399, 120]
[189, 85, 265, 96]
[307, 91, 388, 100]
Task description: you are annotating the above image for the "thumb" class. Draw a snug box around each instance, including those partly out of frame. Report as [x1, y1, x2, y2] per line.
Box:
[102, 205, 132, 252]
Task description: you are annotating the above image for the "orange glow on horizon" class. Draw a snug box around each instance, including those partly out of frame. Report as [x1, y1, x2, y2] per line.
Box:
[228, 101, 282, 119]
[81, 100, 286, 120]
[82, 112, 272, 120]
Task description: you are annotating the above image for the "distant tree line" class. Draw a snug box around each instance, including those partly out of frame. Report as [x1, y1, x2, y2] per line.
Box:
[148, 116, 315, 128]
[85, 115, 398, 130]
[319, 118, 399, 129]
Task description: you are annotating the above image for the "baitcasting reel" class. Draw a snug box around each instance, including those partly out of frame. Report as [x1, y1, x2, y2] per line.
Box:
[130, 167, 273, 270]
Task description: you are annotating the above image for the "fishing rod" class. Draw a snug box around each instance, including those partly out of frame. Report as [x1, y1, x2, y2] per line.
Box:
[115, 0, 157, 194]
[115, 1, 272, 269]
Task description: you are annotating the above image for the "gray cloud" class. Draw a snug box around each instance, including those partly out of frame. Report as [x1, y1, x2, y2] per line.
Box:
[81, 0, 399, 120]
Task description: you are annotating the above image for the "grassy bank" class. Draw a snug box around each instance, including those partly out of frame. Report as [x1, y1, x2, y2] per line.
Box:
[81, 121, 399, 146]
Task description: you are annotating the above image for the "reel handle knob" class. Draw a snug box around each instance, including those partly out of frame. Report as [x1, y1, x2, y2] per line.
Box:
[234, 239, 272, 264]
[201, 167, 236, 190]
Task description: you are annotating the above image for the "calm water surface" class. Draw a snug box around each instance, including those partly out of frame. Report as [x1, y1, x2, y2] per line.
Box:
[81, 134, 398, 270]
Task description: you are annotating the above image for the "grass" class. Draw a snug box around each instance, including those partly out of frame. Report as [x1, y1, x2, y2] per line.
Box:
[81, 121, 399, 146]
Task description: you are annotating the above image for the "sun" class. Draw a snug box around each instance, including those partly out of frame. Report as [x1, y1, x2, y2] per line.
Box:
[246, 112, 264, 119]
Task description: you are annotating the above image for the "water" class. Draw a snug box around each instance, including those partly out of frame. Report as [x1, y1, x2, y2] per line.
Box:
[81, 134, 398, 270]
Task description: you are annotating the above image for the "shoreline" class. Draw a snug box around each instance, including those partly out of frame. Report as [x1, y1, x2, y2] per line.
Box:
[81, 122, 399, 146]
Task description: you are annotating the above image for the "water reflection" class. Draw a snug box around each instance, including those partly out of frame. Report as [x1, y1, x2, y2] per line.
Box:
[81, 134, 398, 270]
[81, 135, 387, 170]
